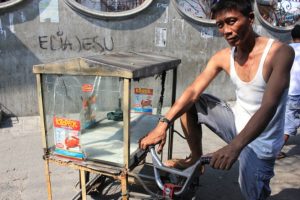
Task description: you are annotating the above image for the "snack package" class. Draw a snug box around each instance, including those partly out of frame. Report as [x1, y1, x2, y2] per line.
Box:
[53, 116, 84, 159]
[132, 88, 153, 114]
[80, 77, 101, 129]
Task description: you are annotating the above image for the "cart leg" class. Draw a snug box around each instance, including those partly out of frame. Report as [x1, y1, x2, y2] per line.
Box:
[44, 159, 52, 200]
[80, 169, 87, 200]
[79, 171, 90, 189]
[121, 172, 128, 200]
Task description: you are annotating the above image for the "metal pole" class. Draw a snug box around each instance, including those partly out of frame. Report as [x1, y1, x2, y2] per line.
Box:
[168, 68, 177, 160]
[123, 78, 131, 168]
[121, 171, 129, 200]
[80, 169, 87, 200]
[122, 78, 131, 199]
[36, 74, 53, 200]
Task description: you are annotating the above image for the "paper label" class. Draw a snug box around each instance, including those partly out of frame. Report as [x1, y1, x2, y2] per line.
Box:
[132, 88, 153, 114]
[53, 116, 83, 159]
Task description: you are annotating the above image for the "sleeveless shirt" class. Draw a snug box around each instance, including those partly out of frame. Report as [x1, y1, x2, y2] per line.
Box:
[230, 39, 287, 159]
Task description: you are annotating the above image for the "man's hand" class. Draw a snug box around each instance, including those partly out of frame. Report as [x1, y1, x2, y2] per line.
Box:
[139, 125, 167, 153]
[210, 143, 241, 170]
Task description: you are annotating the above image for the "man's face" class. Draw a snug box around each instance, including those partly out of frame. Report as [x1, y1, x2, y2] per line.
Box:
[215, 9, 254, 47]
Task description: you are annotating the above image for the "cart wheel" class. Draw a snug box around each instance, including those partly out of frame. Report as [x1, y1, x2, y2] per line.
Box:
[89, 175, 107, 194]
[89, 176, 122, 199]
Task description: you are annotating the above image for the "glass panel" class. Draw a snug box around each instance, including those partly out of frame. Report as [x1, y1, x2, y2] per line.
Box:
[173, 0, 216, 25]
[76, 0, 146, 12]
[64, 0, 153, 18]
[256, 0, 300, 32]
[42, 74, 124, 164]
[129, 76, 165, 158]
[41, 74, 165, 166]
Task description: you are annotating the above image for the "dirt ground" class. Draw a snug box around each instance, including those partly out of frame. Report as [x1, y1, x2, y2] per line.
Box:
[0, 116, 299, 200]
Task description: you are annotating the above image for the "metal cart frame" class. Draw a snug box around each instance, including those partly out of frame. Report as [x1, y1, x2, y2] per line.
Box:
[33, 52, 180, 200]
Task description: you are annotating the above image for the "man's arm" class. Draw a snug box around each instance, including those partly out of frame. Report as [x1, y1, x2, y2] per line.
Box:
[210, 43, 295, 170]
[139, 51, 226, 152]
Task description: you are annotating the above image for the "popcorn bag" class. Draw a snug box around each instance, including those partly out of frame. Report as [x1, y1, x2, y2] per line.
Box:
[53, 116, 84, 160]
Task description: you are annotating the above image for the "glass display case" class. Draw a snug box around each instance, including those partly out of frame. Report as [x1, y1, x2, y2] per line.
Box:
[33, 51, 180, 199]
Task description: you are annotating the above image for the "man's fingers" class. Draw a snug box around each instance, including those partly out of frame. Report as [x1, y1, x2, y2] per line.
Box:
[139, 138, 148, 150]
[210, 153, 234, 170]
[157, 139, 166, 154]
[210, 153, 224, 169]
[138, 135, 146, 149]
[157, 145, 163, 154]
[225, 157, 234, 170]
[225, 161, 233, 170]
[219, 158, 227, 170]
[214, 157, 223, 169]
[138, 130, 167, 152]
[138, 139, 142, 149]
[210, 155, 216, 168]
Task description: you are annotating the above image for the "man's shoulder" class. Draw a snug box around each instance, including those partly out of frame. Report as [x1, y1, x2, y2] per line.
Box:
[271, 39, 291, 50]
[268, 39, 294, 57]
[208, 47, 231, 72]
[267, 39, 295, 71]
[213, 47, 231, 57]
[258, 37, 287, 49]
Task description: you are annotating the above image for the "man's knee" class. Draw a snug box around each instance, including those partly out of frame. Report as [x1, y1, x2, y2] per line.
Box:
[239, 147, 274, 200]
[181, 104, 198, 123]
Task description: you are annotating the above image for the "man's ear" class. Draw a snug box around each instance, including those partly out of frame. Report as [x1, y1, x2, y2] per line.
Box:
[249, 12, 255, 24]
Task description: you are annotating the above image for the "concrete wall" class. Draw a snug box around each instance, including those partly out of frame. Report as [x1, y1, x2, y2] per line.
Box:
[0, 0, 292, 116]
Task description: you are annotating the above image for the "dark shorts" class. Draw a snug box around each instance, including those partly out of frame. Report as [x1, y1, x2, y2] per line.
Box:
[195, 94, 275, 200]
[195, 93, 236, 143]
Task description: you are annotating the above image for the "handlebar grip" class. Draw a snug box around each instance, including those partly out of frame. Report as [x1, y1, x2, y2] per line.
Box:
[148, 145, 155, 150]
[200, 156, 212, 165]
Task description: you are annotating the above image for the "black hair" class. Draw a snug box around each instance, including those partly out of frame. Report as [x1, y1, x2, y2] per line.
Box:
[211, 0, 253, 19]
[291, 24, 300, 39]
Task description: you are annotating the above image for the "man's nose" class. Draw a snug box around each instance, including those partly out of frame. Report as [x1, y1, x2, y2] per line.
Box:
[223, 24, 232, 35]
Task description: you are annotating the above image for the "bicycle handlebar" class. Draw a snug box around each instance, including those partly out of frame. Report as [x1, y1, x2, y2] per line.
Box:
[149, 145, 211, 196]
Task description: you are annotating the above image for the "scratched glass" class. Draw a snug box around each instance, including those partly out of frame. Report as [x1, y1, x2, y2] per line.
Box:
[41, 74, 161, 165]
[173, 0, 216, 25]
[64, 0, 153, 18]
[255, 0, 300, 32]
[75, 0, 146, 12]
[42, 75, 123, 161]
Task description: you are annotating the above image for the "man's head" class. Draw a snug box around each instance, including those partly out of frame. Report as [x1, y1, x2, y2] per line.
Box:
[211, 0, 255, 47]
[211, 0, 253, 19]
[291, 25, 300, 42]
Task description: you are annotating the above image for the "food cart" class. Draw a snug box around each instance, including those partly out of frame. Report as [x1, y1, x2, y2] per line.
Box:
[33, 51, 180, 199]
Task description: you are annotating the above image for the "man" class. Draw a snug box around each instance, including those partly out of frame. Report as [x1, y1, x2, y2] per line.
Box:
[277, 24, 300, 159]
[139, 0, 294, 199]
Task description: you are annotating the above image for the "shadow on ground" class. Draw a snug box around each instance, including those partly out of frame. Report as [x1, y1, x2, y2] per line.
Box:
[87, 134, 300, 200]
[269, 188, 300, 200]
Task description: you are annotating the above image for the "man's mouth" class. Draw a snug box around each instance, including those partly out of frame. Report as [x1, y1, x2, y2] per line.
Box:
[226, 37, 238, 42]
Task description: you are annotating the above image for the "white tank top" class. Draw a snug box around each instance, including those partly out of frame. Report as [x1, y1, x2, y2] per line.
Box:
[230, 39, 287, 159]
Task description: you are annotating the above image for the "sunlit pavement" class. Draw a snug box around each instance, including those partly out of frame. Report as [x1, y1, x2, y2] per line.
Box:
[0, 115, 299, 200]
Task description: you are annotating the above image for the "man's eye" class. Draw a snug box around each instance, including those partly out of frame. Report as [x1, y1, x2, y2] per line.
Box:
[228, 19, 236, 25]
[216, 23, 223, 28]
